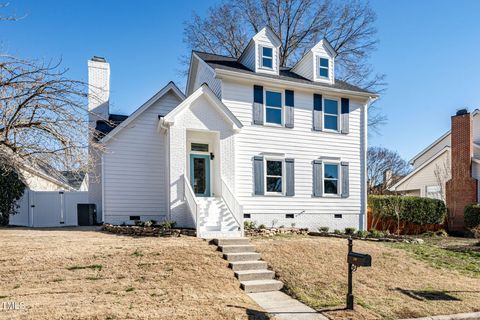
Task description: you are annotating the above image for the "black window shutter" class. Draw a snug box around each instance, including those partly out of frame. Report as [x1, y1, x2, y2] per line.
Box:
[313, 94, 323, 131]
[285, 90, 294, 128]
[253, 85, 264, 125]
[341, 98, 350, 134]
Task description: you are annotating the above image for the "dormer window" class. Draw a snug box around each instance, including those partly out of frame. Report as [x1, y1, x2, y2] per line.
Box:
[261, 47, 273, 69]
[318, 57, 329, 78]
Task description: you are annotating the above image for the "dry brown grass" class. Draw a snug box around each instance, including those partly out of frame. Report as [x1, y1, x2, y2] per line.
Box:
[253, 235, 480, 320]
[0, 228, 266, 320]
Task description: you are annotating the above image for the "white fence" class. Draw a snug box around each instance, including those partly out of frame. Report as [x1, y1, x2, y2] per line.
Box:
[9, 190, 89, 227]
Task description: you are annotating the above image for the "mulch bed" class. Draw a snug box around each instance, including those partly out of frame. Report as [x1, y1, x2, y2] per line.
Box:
[102, 224, 196, 237]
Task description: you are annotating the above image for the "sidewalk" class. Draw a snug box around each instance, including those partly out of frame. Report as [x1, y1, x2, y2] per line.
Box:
[248, 291, 328, 320]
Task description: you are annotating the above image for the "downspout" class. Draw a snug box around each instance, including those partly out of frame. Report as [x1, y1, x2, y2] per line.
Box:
[101, 155, 105, 224]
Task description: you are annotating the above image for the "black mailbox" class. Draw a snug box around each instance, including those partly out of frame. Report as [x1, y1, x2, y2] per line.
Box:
[348, 252, 372, 267]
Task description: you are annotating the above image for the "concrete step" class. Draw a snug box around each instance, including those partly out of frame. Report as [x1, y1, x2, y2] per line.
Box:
[213, 238, 250, 246]
[224, 252, 261, 262]
[229, 260, 267, 271]
[235, 269, 275, 282]
[240, 279, 283, 293]
[220, 245, 256, 253]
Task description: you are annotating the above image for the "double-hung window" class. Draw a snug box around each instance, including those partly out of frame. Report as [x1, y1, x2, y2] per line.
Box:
[265, 90, 282, 125]
[324, 98, 339, 131]
[324, 163, 339, 195]
[318, 57, 329, 78]
[265, 159, 283, 194]
[261, 47, 273, 69]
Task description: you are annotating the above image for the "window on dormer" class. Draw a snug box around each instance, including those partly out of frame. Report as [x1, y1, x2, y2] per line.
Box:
[319, 57, 329, 78]
[261, 47, 273, 69]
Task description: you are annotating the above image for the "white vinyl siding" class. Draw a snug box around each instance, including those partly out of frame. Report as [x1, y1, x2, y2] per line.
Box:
[192, 58, 222, 98]
[103, 91, 182, 224]
[221, 79, 366, 229]
[238, 41, 256, 71]
[254, 29, 280, 75]
[394, 149, 450, 197]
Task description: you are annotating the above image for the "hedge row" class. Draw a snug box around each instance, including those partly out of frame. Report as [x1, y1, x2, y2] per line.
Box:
[464, 203, 480, 229]
[368, 195, 447, 225]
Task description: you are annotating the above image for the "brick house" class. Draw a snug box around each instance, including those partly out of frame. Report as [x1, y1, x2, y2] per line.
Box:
[390, 109, 480, 231]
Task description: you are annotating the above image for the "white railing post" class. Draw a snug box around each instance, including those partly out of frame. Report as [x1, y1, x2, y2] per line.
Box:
[183, 174, 199, 237]
[221, 178, 244, 236]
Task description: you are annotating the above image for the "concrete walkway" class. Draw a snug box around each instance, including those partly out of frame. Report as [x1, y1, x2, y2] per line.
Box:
[248, 291, 328, 320]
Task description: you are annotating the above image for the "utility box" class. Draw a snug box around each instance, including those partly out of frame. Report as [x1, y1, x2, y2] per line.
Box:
[77, 204, 97, 226]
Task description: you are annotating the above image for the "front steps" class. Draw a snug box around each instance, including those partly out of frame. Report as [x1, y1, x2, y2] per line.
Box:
[197, 198, 242, 238]
[212, 237, 283, 293]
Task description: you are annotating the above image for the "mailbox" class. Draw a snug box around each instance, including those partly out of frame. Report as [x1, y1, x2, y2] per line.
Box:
[348, 252, 371, 267]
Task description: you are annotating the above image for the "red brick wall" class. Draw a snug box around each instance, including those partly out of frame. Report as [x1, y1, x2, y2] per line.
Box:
[445, 112, 477, 231]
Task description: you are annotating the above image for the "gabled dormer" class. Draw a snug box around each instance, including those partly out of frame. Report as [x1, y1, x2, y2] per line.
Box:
[238, 27, 282, 76]
[291, 39, 336, 85]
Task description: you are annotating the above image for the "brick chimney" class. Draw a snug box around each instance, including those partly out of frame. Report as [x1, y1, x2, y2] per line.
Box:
[445, 109, 477, 231]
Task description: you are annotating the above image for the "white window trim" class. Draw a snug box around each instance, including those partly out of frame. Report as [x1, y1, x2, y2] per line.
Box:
[260, 46, 274, 70]
[264, 88, 284, 127]
[323, 161, 341, 197]
[264, 157, 285, 196]
[322, 96, 341, 133]
[318, 56, 329, 79]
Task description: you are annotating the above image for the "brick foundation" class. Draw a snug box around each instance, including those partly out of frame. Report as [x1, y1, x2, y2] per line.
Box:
[445, 111, 477, 231]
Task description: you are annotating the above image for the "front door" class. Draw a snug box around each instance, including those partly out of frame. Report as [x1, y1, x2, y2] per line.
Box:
[190, 154, 211, 197]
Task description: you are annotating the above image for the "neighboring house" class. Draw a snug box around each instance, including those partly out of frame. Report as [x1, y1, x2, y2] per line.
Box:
[390, 109, 480, 231]
[19, 164, 78, 192]
[88, 27, 377, 237]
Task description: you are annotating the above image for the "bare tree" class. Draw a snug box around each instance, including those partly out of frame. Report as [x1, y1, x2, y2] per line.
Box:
[0, 55, 103, 180]
[367, 146, 411, 195]
[184, 0, 386, 130]
[433, 153, 451, 202]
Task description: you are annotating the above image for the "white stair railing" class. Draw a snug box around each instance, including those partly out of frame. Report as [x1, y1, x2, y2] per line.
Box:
[183, 174, 199, 237]
[221, 178, 244, 236]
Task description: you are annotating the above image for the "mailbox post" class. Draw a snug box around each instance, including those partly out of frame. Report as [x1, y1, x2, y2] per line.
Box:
[347, 238, 354, 310]
[346, 237, 372, 310]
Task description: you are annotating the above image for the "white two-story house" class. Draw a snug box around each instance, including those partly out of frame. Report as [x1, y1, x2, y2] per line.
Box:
[88, 27, 377, 237]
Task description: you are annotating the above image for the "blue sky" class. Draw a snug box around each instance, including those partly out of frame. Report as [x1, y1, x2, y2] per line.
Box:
[1, 0, 480, 161]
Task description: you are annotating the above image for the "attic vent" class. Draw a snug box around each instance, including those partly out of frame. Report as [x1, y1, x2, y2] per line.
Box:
[91, 56, 107, 62]
[456, 108, 468, 116]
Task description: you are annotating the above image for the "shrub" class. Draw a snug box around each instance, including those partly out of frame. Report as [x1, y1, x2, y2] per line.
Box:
[369, 229, 385, 238]
[134, 220, 144, 227]
[435, 229, 448, 237]
[333, 229, 342, 235]
[258, 224, 266, 230]
[344, 227, 356, 235]
[356, 230, 369, 238]
[244, 220, 256, 230]
[464, 203, 480, 229]
[143, 220, 153, 227]
[158, 220, 176, 229]
[368, 195, 447, 225]
[318, 226, 329, 233]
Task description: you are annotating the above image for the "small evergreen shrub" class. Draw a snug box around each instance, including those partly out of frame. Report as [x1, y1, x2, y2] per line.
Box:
[464, 203, 480, 229]
[333, 229, 342, 235]
[158, 220, 176, 229]
[244, 220, 256, 230]
[258, 224, 266, 230]
[369, 229, 385, 238]
[356, 230, 369, 238]
[318, 226, 329, 233]
[344, 227, 356, 235]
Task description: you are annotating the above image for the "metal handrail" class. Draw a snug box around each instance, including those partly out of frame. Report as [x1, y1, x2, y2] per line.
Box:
[221, 178, 244, 236]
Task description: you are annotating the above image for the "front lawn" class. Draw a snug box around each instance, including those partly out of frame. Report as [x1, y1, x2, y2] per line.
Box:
[253, 235, 480, 320]
[0, 228, 265, 319]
